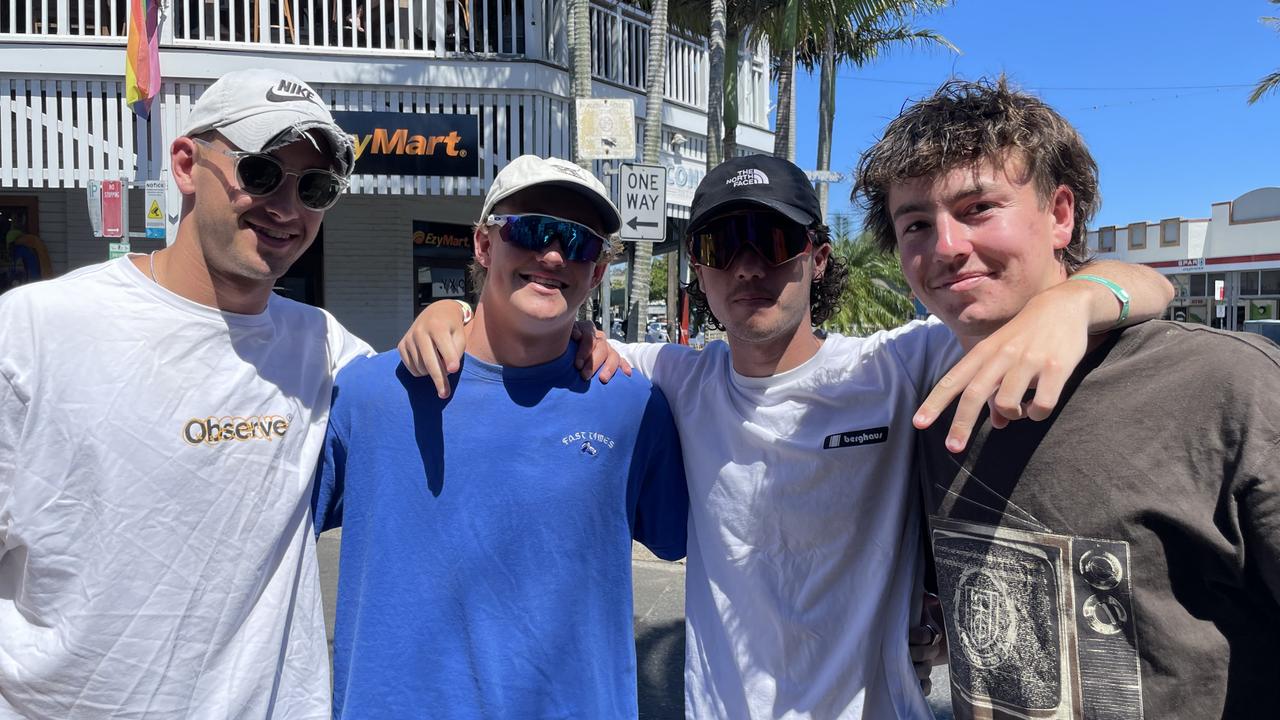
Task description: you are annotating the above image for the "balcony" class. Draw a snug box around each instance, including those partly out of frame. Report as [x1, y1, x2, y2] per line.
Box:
[0, 0, 769, 127]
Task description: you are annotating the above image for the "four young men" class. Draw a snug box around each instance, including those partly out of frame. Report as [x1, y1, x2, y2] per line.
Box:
[1, 63, 1265, 720]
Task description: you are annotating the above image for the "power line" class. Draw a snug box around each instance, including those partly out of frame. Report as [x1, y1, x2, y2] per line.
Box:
[834, 74, 1257, 92]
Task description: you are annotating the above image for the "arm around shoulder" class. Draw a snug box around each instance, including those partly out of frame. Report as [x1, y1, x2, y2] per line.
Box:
[1067, 259, 1174, 332]
[629, 387, 689, 561]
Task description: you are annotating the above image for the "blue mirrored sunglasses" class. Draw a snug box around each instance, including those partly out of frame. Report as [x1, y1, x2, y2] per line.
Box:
[484, 214, 608, 263]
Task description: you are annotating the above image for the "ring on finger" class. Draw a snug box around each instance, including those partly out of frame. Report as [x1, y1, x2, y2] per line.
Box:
[922, 622, 942, 647]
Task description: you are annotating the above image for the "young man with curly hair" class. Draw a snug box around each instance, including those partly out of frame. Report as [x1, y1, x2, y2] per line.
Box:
[856, 77, 1280, 720]
[403, 153, 1174, 719]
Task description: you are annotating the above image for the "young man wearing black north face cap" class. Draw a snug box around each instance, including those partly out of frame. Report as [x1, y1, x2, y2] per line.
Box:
[402, 153, 1174, 719]
[0, 69, 369, 717]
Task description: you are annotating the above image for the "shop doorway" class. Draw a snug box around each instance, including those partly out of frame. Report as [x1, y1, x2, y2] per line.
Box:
[274, 226, 325, 307]
[1, 196, 47, 295]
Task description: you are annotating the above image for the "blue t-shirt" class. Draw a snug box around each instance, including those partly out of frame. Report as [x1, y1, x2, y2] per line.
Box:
[313, 344, 688, 719]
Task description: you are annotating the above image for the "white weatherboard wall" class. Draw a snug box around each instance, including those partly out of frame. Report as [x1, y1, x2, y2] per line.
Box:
[323, 193, 482, 351]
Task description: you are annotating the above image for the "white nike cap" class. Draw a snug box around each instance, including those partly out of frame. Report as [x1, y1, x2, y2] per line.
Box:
[480, 155, 621, 235]
[183, 68, 355, 176]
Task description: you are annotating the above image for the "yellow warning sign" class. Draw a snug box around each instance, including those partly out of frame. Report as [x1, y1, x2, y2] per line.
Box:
[147, 200, 163, 220]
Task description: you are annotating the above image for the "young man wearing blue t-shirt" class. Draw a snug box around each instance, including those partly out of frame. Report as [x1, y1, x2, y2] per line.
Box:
[312, 155, 689, 719]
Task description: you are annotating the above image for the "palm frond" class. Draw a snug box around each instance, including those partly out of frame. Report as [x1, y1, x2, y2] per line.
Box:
[1249, 70, 1280, 104]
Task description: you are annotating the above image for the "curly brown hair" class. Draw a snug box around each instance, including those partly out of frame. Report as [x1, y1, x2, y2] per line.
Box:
[685, 223, 850, 330]
[852, 76, 1099, 273]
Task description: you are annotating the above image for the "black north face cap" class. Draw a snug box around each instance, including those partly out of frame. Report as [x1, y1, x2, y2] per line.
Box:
[688, 155, 822, 232]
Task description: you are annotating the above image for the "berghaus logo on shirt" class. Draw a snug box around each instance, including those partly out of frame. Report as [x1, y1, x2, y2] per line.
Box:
[182, 414, 292, 446]
[823, 426, 888, 449]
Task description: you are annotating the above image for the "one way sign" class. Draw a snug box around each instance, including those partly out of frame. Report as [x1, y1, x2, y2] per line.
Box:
[619, 162, 666, 241]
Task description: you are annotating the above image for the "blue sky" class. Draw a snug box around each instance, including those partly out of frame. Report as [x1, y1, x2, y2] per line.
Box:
[792, 1, 1280, 231]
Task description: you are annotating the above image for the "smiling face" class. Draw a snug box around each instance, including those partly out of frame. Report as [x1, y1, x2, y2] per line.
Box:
[887, 157, 1075, 340]
[691, 210, 830, 346]
[472, 186, 608, 334]
[184, 133, 330, 287]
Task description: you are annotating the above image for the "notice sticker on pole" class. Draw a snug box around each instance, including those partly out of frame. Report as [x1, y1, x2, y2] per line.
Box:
[100, 180, 123, 238]
[144, 180, 166, 239]
[576, 99, 637, 161]
[87, 180, 104, 237]
[619, 163, 667, 242]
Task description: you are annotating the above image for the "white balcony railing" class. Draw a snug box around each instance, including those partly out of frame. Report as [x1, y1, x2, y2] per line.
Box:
[0, 0, 129, 38]
[168, 0, 528, 55]
[585, 2, 705, 109]
[0, 0, 769, 128]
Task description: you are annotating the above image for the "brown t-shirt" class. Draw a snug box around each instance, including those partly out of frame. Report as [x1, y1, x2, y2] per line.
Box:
[918, 321, 1280, 720]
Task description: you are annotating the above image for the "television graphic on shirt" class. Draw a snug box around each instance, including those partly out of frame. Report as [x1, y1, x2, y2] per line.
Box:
[931, 518, 1144, 720]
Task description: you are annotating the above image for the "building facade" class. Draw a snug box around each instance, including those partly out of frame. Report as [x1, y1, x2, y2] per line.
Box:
[1088, 187, 1280, 331]
[0, 0, 774, 348]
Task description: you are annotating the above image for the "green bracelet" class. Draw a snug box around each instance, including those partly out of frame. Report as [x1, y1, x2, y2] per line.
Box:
[1072, 274, 1131, 330]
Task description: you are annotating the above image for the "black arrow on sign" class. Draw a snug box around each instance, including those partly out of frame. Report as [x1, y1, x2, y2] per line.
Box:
[627, 217, 659, 231]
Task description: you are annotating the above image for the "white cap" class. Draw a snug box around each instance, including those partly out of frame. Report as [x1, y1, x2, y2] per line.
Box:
[480, 155, 621, 235]
[183, 69, 355, 176]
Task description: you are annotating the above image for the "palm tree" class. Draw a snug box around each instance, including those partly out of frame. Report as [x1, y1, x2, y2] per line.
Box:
[624, 0, 671, 341]
[706, 0, 727, 167]
[668, 0, 775, 160]
[824, 232, 916, 335]
[772, 0, 800, 160]
[568, 0, 594, 320]
[1250, 1, 1280, 104]
[806, 0, 955, 216]
[569, 0, 593, 170]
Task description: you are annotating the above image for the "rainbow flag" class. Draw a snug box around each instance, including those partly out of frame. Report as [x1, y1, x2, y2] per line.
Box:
[124, 0, 160, 119]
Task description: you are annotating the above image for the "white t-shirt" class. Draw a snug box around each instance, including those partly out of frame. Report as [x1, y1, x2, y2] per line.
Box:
[0, 257, 370, 719]
[617, 322, 960, 720]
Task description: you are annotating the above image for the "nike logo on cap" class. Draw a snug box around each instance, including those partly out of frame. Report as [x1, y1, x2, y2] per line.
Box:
[265, 80, 321, 105]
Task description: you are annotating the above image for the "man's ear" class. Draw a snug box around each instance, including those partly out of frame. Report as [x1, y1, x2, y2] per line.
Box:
[171, 137, 198, 196]
[473, 226, 492, 268]
[691, 262, 707, 288]
[812, 242, 833, 280]
[1050, 185, 1076, 251]
[589, 259, 608, 290]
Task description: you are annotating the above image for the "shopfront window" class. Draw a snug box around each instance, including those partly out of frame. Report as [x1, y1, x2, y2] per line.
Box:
[1262, 270, 1280, 296]
[1189, 273, 1206, 298]
[1241, 270, 1260, 296]
[413, 220, 475, 315]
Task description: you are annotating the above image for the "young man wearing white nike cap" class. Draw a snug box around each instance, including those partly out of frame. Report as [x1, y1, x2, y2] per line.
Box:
[0, 68, 366, 718]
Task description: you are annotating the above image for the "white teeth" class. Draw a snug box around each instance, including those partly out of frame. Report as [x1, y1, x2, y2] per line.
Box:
[252, 222, 290, 240]
[524, 274, 565, 289]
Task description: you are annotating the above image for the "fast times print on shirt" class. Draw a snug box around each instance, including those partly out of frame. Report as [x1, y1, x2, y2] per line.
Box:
[930, 517, 1144, 720]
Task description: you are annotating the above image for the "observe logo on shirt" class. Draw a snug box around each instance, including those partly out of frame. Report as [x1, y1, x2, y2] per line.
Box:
[562, 431, 615, 457]
[823, 426, 888, 449]
[182, 415, 292, 446]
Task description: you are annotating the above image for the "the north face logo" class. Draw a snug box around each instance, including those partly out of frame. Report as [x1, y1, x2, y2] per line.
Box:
[727, 169, 769, 187]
